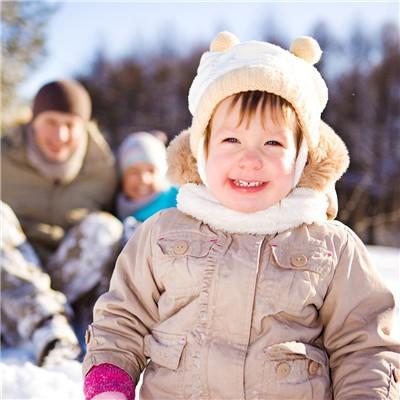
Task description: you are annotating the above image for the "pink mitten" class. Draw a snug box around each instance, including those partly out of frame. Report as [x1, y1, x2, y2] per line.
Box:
[91, 393, 127, 400]
[84, 363, 135, 400]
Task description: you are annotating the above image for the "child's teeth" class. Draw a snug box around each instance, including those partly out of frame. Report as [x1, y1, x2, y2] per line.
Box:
[234, 180, 262, 187]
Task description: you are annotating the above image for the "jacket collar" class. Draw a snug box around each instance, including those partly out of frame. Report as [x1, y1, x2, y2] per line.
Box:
[26, 124, 88, 184]
[177, 184, 328, 235]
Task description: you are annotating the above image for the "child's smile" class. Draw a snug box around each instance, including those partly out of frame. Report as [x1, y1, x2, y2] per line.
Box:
[229, 178, 268, 191]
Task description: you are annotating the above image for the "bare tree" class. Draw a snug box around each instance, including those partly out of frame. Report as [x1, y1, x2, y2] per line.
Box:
[1, 1, 56, 129]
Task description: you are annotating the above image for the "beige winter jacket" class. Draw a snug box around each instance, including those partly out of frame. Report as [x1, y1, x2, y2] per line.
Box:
[83, 122, 399, 399]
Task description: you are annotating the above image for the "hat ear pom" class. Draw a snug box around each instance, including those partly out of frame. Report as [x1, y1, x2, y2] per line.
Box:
[290, 36, 322, 65]
[210, 31, 240, 52]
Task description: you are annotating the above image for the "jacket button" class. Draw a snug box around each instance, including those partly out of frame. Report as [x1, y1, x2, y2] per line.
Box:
[290, 254, 308, 267]
[381, 326, 390, 335]
[275, 362, 291, 379]
[173, 240, 189, 255]
[308, 360, 320, 375]
[393, 368, 400, 383]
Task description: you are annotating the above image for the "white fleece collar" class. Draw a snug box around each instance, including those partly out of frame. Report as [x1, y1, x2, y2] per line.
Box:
[177, 184, 328, 235]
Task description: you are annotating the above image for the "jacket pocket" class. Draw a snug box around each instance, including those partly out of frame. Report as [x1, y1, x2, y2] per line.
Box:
[141, 331, 187, 399]
[261, 341, 332, 400]
[268, 244, 334, 311]
[144, 330, 186, 370]
[156, 232, 215, 294]
[271, 244, 332, 275]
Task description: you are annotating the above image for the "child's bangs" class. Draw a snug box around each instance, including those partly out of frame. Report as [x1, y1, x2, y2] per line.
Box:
[229, 91, 299, 132]
[204, 91, 302, 156]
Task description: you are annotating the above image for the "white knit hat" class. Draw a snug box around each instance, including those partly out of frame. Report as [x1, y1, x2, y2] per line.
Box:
[188, 31, 328, 186]
[118, 132, 168, 175]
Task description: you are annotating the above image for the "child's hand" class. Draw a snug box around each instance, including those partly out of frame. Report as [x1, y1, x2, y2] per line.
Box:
[91, 392, 128, 400]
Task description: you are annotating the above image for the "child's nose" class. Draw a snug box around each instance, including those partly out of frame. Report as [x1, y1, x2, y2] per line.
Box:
[141, 172, 154, 184]
[238, 149, 263, 170]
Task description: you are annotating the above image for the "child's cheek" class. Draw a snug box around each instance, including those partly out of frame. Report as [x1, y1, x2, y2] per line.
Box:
[273, 150, 296, 173]
[123, 175, 138, 195]
[205, 157, 216, 182]
[154, 172, 167, 192]
[124, 176, 134, 189]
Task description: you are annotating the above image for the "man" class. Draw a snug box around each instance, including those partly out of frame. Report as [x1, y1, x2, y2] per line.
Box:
[1, 80, 122, 365]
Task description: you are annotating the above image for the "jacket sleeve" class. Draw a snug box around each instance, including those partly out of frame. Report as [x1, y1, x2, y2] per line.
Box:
[84, 124, 118, 213]
[82, 212, 162, 383]
[98, 152, 118, 213]
[88, 153, 118, 213]
[320, 227, 400, 399]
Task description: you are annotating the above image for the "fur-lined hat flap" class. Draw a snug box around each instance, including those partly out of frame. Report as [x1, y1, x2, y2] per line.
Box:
[167, 121, 349, 193]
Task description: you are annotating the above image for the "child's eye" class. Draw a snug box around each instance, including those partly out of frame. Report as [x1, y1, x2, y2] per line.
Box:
[46, 119, 57, 126]
[223, 137, 240, 143]
[265, 140, 282, 146]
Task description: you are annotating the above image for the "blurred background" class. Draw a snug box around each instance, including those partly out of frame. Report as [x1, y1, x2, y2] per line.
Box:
[1, 0, 399, 247]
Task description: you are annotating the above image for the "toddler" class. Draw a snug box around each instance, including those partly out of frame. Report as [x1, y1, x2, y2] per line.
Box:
[116, 131, 178, 243]
[83, 32, 399, 399]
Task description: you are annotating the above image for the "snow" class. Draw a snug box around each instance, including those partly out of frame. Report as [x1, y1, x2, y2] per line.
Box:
[1, 245, 399, 400]
[1, 354, 83, 400]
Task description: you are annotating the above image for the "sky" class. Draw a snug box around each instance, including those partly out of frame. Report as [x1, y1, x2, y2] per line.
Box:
[20, 1, 399, 98]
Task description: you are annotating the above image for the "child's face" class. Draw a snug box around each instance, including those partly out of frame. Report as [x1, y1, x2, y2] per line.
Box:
[205, 96, 298, 213]
[122, 162, 163, 201]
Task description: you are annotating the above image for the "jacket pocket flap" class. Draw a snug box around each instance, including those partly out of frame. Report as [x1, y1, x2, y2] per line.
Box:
[157, 235, 214, 258]
[270, 244, 332, 274]
[144, 331, 186, 370]
[264, 341, 329, 366]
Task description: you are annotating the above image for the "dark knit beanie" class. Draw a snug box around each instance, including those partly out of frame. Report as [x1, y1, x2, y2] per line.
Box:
[32, 80, 92, 121]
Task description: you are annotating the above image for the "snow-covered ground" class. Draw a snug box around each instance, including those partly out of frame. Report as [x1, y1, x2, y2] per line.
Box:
[2, 246, 399, 400]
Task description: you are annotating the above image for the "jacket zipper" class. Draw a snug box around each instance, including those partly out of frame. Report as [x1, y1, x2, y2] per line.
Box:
[255, 236, 266, 277]
[50, 179, 61, 224]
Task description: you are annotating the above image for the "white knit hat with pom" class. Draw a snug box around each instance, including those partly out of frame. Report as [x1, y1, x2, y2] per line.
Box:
[188, 32, 328, 186]
[118, 132, 168, 175]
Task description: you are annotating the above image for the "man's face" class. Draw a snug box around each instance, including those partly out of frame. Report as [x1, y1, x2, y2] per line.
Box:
[32, 111, 85, 162]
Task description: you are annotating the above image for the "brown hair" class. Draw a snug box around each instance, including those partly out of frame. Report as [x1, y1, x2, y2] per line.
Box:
[204, 91, 302, 155]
